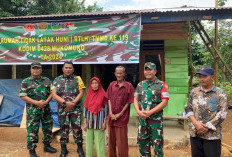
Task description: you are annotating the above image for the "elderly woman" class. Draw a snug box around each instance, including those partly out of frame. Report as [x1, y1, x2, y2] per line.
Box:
[83, 77, 108, 157]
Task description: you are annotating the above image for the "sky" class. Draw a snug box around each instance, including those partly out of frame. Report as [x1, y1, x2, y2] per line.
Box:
[84, 0, 232, 11]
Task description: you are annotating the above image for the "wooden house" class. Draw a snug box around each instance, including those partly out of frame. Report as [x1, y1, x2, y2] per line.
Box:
[0, 7, 232, 116]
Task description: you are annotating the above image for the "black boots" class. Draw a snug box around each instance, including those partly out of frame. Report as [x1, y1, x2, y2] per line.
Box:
[29, 144, 56, 157]
[60, 144, 68, 157]
[29, 148, 38, 157]
[44, 144, 57, 153]
[77, 143, 85, 157]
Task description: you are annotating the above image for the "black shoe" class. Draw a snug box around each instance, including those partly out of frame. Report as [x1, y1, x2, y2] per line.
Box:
[59, 144, 68, 157]
[77, 143, 85, 157]
[29, 148, 38, 157]
[44, 144, 57, 153]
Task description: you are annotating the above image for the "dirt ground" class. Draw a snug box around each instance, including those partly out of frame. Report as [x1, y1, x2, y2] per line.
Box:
[0, 127, 191, 157]
[0, 110, 231, 157]
[222, 109, 232, 146]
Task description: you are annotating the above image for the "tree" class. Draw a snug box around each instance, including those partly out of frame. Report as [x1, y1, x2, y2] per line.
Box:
[191, 20, 232, 74]
[190, 0, 231, 69]
[0, 0, 33, 17]
[218, 0, 228, 6]
[190, 18, 232, 101]
[0, 0, 103, 17]
[190, 25, 205, 67]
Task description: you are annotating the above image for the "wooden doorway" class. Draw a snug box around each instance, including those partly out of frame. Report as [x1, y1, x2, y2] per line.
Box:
[139, 50, 165, 81]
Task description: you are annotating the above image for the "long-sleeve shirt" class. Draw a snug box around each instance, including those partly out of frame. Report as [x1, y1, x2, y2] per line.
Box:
[185, 86, 228, 140]
[84, 105, 108, 130]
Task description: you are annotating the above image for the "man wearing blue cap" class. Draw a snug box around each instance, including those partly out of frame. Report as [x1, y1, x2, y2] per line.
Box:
[185, 66, 228, 157]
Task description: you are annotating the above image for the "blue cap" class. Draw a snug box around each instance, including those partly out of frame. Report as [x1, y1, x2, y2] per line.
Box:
[196, 66, 214, 75]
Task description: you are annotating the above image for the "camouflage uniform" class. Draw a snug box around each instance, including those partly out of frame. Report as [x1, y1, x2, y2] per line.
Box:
[134, 62, 169, 157]
[19, 76, 53, 150]
[52, 75, 85, 144]
[135, 78, 165, 157]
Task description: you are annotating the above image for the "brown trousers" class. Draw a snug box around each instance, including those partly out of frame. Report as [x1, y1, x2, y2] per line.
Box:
[108, 125, 128, 157]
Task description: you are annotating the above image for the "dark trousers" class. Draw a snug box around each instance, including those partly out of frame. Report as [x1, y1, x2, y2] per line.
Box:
[190, 137, 221, 157]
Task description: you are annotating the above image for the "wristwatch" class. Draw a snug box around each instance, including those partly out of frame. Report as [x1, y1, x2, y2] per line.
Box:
[62, 101, 66, 105]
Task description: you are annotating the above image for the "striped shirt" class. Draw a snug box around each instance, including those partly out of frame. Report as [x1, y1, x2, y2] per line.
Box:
[84, 105, 108, 130]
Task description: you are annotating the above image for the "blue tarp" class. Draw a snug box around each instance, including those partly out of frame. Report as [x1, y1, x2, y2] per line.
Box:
[0, 79, 59, 127]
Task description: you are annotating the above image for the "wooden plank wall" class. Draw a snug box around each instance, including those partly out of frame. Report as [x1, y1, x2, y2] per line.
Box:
[141, 22, 188, 40]
[141, 22, 189, 116]
[164, 39, 189, 116]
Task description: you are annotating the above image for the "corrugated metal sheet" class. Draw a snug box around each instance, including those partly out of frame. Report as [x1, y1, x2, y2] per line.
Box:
[0, 7, 232, 20]
[153, 6, 232, 12]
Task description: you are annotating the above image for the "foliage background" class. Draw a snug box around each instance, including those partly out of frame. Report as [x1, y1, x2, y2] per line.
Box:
[0, 0, 102, 17]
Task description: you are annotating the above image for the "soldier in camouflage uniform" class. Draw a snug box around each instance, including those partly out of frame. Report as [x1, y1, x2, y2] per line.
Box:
[19, 62, 57, 157]
[134, 62, 169, 157]
[52, 61, 85, 157]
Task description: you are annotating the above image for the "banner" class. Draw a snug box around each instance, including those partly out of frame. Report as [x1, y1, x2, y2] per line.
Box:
[0, 14, 141, 64]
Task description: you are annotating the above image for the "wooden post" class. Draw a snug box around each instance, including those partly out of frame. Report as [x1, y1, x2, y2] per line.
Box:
[214, 0, 218, 86]
[189, 22, 192, 67]
[83, 65, 91, 89]
[12, 65, 16, 79]
[82, 65, 86, 85]
[188, 21, 193, 93]
[52, 65, 57, 78]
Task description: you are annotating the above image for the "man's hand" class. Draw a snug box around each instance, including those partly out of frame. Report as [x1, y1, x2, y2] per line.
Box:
[109, 112, 116, 121]
[72, 100, 78, 105]
[194, 121, 209, 135]
[36, 100, 47, 109]
[137, 110, 149, 120]
[64, 101, 75, 112]
[111, 114, 117, 121]
[143, 110, 152, 118]
[114, 113, 122, 120]
[44, 100, 49, 105]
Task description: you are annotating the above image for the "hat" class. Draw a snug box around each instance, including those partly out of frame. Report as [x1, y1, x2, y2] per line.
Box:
[31, 61, 42, 68]
[144, 62, 156, 70]
[196, 66, 214, 75]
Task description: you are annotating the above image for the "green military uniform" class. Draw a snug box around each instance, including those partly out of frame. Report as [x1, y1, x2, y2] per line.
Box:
[52, 75, 85, 144]
[134, 62, 169, 157]
[19, 76, 53, 150]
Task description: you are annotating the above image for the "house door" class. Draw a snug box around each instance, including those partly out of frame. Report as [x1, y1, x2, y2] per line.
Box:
[139, 50, 165, 81]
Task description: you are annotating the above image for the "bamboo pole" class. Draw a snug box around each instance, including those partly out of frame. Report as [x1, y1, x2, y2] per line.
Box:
[214, 0, 218, 86]
[12, 65, 16, 79]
